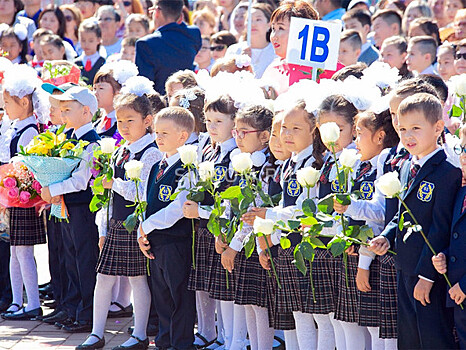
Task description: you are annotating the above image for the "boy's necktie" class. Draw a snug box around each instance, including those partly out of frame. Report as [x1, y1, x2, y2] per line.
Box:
[283, 160, 296, 181]
[319, 158, 334, 184]
[84, 59, 92, 72]
[116, 148, 130, 167]
[408, 163, 420, 189]
[390, 148, 409, 171]
[274, 164, 282, 183]
[156, 159, 168, 181]
[355, 161, 372, 182]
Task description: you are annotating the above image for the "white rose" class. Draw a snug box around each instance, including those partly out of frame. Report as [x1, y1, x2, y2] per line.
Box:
[124, 160, 144, 180]
[296, 166, 320, 188]
[99, 138, 116, 154]
[451, 74, 466, 96]
[319, 122, 340, 146]
[231, 152, 253, 173]
[198, 161, 215, 181]
[339, 148, 361, 168]
[178, 145, 198, 165]
[375, 171, 402, 198]
[253, 217, 275, 236]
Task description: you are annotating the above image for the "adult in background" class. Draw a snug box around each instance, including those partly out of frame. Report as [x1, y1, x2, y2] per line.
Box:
[17, 0, 41, 27]
[314, 0, 346, 22]
[96, 5, 122, 57]
[135, 0, 201, 95]
[0, 0, 36, 42]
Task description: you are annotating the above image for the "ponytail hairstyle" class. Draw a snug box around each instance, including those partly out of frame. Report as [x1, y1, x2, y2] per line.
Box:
[204, 94, 238, 120]
[357, 109, 399, 149]
[0, 24, 28, 63]
[172, 87, 207, 133]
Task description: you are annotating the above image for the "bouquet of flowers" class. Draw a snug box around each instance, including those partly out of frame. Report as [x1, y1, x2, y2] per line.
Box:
[41, 60, 81, 86]
[18, 126, 89, 219]
[0, 162, 47, 209]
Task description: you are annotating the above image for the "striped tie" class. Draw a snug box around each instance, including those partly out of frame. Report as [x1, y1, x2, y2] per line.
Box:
[156, 159, 168, 181]
[408, 163, 420, 189]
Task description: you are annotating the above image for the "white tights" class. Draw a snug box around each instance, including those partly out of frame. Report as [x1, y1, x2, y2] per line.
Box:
[244, 305, 274, 350]
[284, 329, 299, 350]
[194, 291, 217, 345]
[340, 321, 366, 350]
[293, 311, 317, 350]
[229, 304, 247, 350]
[109, 276, 132, 311]
[329, 314, 346, 350]
[313, 313, 336, 350]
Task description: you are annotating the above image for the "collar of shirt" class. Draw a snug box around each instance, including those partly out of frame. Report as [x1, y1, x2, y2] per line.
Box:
[79, 51, 101, 67]
[412, 147, 441, 168]
[368, 154, 379, 169]
[73, 122, 94, 139]
[322, 7, 345, 20]
[125, 133, 154, 154]
[13, 115, 36, 131]
[186, 132, 198, 145]
[360, 41, 371, 54]
[419, 65, 437, 76]
[162, 152, 181, 170]
[291, 143, 314, 164]
[11, 56, 21, 64]
[396, 142, 405, 153]
[218, 137, 237, 160]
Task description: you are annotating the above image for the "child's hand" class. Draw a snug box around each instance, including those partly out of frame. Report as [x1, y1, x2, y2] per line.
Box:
[215, 237, 228, 254]
[333, 198, 349, 214]
[259, 251, 271, 270]
[137, 232, 154, 259]
[102, 178, 113, 189]
[258, 235, 273, 252]
[241, 207, 267, 226]
[414, 278, 433, 306]
[51, 196, 61, 205]
[41, 187, 52, 203]
[368, 236, 389, 255]
[98, 237, 105, 251]
[432, 253, 447, 274]
[356, 268, 371, 292]
[182, 200, 199, 219]
[221, 247, 237, 272]
[345, 245, 358, 256]
[448, 282, 466, 305]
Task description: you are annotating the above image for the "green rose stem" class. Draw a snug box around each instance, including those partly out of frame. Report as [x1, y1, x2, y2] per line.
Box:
[186, 164, 196, 270]
[396, 195, 464, 310]
[305, 185, 316, 303]
[133, 178, 150, 276]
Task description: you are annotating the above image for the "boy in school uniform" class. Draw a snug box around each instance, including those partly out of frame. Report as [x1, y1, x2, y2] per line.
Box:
[432, 125, 466, 349]
[138, 107, 196, 350]
[406, 36, 439, 76]
[41, 86, 101, 333]
[370, 93, 459, 349]
[339, 29, 363, 67]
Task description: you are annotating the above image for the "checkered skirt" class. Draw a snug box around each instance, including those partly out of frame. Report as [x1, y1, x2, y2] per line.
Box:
[234, 250, 267, 308]
[379, 254, 397, 339]
[9, 207, 46, 246]
[188, 227, 214, 292]
[208, 246, 235, 301]
[358, 256, 381, 327]
[96, 219, 147, 276]
[335, 253, 360, 323]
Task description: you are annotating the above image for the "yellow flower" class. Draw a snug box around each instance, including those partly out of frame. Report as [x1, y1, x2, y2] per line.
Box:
[57, 133, 66, 144]
[62, 142, 74, 150]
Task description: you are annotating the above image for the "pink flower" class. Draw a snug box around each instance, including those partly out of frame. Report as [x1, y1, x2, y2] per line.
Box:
[32, 180, 42, 193]
[19, 191, 31, 203]
[90, 168, 100, 178]
[3, 177, 17, 189]
[7, 187, 19, 198]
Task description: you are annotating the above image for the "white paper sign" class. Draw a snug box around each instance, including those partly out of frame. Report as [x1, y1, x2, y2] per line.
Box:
[286, 17, 342, 71]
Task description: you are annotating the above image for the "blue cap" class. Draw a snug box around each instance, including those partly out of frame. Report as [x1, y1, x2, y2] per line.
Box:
[41, 82, 77, 94]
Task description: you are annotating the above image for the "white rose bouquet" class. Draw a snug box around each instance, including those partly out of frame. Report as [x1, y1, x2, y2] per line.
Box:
[253, 217, 281, 288]
[123, 160, 146, 234]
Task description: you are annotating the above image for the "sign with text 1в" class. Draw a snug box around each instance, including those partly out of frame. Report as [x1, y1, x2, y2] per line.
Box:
[286, 17, 342, 80]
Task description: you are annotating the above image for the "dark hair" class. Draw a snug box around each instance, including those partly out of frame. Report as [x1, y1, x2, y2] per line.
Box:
[270, 0, 318, 23]
[235, 104, 274, 132]
[147, 92, 166, 114]
[332, 62, 367, 81]
[392, 78, 439, 100]
[210, 30, 237, 47]
[204, 94, 237, 119]
[0, 26, 28, 63]
[372, 9, 402, 33]
[97, 5, 121, 22]
[382, 35, 407, 52]
[40, 34, 66, 59]
[155, 0, 184, 20]
[342, 9, 371, 27]
[8, 0, 24, 25]
[340, 29, 362, 49]
[155, 106, 195, 134]
[114, 92, 156, 133]
[409, 35, 437, 64]
[39, 5, 67, 39]
[172, 87, 206, 133]
[398, 92, 443, 124]
[93, 67, 121, 92]
[410, 17, 440, 46]
[126, 13, 150, 32]
[121, 36, 137, 48]
[318, 95, 358, 127]
[416, 74, 448, 103]
[252, 3, 274, 42]
[79, 19, 102, 38]
[33, 28, 54, 40]
[357, 109, 399, 148]
[60, 4, 83, 40]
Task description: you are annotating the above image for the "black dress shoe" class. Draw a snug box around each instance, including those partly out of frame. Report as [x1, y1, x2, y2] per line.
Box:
[111, 335, 149, 349]
[63, 321, 93, 333]
[55, 317, 75, 329]
[127, 323, 158, 336]
[0, 303, 22, 315]
[75, 334, 105, 349]
[43, 310, 68, 324]
[37, 308, 60, 321]
[108, 302, 133, 318]
[1, 307, 42, 320]
[43, 300, 58, 309]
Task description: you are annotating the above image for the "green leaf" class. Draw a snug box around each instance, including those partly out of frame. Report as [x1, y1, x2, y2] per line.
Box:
[337, 171, 346, 192]
[170, 190, 181, 200]
[329, 238, 346, 257]
[300, 216, 318, 227]
[335, 193, 351, 206]
[207, 216, 221, 237]
[187, 190, 205, 203]
[451, 104, 463, 117]
[309, 236, 326, 248]
[288, 220, 301, 231]
[315, 211, 334, 227]
[358, 225, 374, 242]
[259, 190, 274, 207]
[89, 195, 103, 212]
[92, 176, 104, 195]
[271, 193, 282, 206]
[292, 246, 307, 276]
[280, 237, 291, 249]
[239, 197, 251, 212]
[221, 186, 242, 200]
[276, 220, 286, 228]
[346, 225, 360, 238]
[123, 213, 137, 234]
[244, 236, 255, 259]
[302, 198, 316, 216]
[230, 198, 240, 216]
[299, 241, 314, 261]
[398, 211, 407, 231]
[318, 195, 334, 214]
[241, 186, 254, 201]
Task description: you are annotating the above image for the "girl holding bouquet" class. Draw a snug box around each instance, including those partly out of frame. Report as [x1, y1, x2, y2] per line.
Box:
[77, 81, 162, 349]
[0, 65, 49, 320]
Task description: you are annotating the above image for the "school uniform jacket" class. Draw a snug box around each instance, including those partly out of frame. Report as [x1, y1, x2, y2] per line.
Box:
[381, 149, 461, 281]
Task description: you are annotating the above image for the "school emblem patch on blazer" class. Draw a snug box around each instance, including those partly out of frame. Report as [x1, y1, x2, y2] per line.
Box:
[287, 179, 301, 197]
[159, 185, 172, 202]
[360, 181, 374, 200]
[214, 166, 227, 182]
[331, 179, 346, 193]
[239, 178, 247, 188]
[417, 181, 434, 202]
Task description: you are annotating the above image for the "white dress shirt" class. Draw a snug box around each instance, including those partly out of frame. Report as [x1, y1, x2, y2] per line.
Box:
[0, 115, 38, 163]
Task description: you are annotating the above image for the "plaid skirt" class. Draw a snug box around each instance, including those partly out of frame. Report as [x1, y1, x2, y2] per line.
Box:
[335, 253, 360, 323]
[188, 227, 214, 292]
[358, 256, 381, 327]
[234, 250, 267, 308]
[379, 254, 397, 339]
[96, 219, 147, 276]
[208, 247, 235, 301]
[9, 207, 46, 246]
[276, 246, 337, 315]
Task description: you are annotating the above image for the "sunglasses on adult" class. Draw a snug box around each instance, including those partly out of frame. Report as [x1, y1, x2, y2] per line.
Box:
[456, 53, 466, 60]
[210, 45, 226, 52]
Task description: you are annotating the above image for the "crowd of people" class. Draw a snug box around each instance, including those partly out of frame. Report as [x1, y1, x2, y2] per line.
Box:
[0, 0, 465, 349]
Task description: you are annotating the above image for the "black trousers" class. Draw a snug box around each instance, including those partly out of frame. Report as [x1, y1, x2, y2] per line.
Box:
[455, 306, 466, 349]
[397, 271, 456, 349]
[0, 240, 11, 303]
[62, 204, 99, 322]
[148, 239, 195, 350]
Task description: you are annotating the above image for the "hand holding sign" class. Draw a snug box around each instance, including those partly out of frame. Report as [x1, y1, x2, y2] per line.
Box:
[286, 17, 342, 80]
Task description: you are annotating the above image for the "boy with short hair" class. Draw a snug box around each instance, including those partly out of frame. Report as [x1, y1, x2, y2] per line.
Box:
[339, 29, 362, 67]
[370, 92, 459, 349]
[380, 35, 412, 79]
[342, 9, 379, 65]
[406, 36, 439, 76]
[41, 86, 101, 333]
[371, 9, 402, 49]
[138, 107, 196, 350]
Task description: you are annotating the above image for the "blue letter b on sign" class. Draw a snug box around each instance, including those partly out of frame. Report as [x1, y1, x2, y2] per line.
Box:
[310, 26, 330, 63]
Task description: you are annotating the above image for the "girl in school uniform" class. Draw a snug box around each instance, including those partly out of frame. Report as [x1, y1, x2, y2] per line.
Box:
[0, 65, 49, 320]
[182, 94, 237, 349]
[76, 84, 162, 350]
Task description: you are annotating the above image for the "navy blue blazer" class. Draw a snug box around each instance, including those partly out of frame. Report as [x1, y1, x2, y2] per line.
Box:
[382, 150, 462, 281]
[135, 22, 201, 95]
[447, 186, 466, 306]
